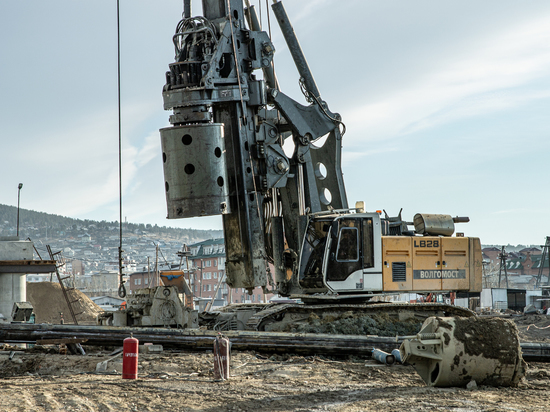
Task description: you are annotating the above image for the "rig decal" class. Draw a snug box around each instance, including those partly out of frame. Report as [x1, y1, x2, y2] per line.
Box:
[413, 269, 466, 279]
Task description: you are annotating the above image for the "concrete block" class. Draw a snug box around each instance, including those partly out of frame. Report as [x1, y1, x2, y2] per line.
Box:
[139, 344, 163, 354]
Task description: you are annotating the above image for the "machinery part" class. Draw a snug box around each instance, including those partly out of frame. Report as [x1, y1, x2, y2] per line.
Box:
[122, 335, 139, 380]
[160, 123, 229, 218]
[98, 286, 198, 329]
[413, 214, 455, 236]
[372, 348, 395, 365]
[400, 316, 526, 387]
[391, 348, 403, 363]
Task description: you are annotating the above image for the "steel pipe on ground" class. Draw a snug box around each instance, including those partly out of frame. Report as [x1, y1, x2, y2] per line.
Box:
[0, 323, 548, 361]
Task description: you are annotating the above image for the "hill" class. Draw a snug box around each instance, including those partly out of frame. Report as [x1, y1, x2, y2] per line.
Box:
[0, 203, 222, 243]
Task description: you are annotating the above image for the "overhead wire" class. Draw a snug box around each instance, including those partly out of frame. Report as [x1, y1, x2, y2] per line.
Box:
[116, 0, 126, 298]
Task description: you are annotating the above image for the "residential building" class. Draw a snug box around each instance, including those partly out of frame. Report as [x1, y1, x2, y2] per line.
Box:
[76, 270, 124, 297]
[187, 238, 275, 305]
[90, 296, 125, 311]
[127, 270, 160, 294]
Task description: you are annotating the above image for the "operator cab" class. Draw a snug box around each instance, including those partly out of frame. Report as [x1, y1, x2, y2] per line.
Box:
[299, 213, 383, 294]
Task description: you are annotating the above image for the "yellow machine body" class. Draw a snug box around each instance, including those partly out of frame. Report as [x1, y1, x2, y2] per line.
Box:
[381, 236, 482, 293]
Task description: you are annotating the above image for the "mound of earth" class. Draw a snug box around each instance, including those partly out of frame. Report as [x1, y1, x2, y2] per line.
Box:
[26, 282, 103, 324]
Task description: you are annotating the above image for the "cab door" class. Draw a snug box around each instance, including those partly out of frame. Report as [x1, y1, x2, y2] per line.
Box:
[440, 237, 470, 290]
[325, 222, 362, 284]
[324, 215, 382, 292]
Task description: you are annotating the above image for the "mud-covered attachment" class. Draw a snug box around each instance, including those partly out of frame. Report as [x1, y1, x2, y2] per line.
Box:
[400, 316, 525, 387]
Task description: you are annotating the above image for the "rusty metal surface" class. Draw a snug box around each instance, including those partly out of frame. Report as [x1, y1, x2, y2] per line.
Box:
[0, 323, 403, 355]
[38, 338, 88, 345]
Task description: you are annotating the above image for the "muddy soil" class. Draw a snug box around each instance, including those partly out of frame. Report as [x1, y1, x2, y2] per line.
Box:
[286, 312, 422, 336]
[512, 314, 550, 342]
[0, 347, 548, 412]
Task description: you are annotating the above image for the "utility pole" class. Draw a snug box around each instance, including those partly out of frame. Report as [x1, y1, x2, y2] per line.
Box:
[535, 236, 550, 288]
[16, 183, 23, 237]
[482, 261, 489, 289]
[155, 244, 159, 287]
[498, 246, 509, 289]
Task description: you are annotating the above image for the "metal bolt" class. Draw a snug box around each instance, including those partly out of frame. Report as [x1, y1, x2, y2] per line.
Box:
[276, 160, 288, 173]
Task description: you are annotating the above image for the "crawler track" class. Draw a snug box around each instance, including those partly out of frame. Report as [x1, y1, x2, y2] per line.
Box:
[245, 302, 475, 331]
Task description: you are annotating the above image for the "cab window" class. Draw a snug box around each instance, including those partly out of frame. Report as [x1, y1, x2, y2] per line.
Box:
[363, 218, 374, 268]
[336, 227, 359, 262]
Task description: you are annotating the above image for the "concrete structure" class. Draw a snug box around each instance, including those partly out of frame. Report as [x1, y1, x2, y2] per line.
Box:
[0, 237, 33, 321]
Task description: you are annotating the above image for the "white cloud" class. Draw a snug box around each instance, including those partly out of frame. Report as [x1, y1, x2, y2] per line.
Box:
[343, 15, 550, 144]
[342, 146, 400, 165]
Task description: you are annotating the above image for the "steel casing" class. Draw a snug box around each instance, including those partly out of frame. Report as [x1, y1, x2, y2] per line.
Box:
[160, 123, 229, 218]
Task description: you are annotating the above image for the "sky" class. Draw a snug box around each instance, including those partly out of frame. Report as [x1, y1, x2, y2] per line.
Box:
[0, 0, 549, 245]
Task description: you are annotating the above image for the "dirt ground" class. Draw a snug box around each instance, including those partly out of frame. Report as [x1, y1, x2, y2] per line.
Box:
[0, 346, 549, 412]
[3, 286, 549, 412]
[513, 313, 550, 342]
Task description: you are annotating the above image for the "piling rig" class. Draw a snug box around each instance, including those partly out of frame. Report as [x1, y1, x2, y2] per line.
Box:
[158, 0, 525, 386]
